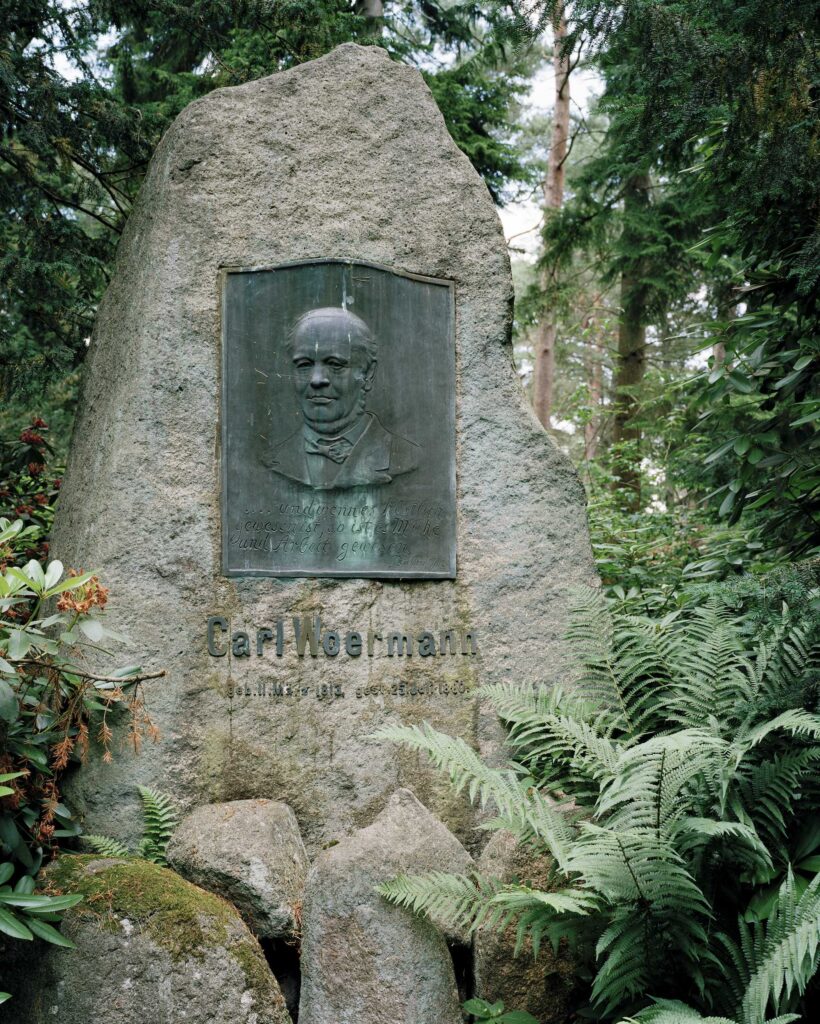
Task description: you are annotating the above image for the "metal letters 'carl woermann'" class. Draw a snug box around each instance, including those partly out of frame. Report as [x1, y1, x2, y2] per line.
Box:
[221, 260, 456, 579]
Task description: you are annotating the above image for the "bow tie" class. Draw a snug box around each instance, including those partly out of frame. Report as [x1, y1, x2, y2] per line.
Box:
[305, 436, 354, 464]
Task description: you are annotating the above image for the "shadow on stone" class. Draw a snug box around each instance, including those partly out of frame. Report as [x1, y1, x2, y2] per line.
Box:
[449, 941, 474, 1007]
[261, 938, 302, 1022]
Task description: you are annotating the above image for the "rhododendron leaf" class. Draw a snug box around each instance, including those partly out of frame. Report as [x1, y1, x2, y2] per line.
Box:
[78, 618, 105, 642]
[43, 561, 63, 590]
[23, 560, 45, 590]
[44, 571, 95, 596]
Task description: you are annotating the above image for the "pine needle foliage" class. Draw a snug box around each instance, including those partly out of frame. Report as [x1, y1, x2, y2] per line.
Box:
[376, 575, 820, 1023]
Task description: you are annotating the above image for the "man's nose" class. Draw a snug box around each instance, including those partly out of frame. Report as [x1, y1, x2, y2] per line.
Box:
[309, 363, 330, 388]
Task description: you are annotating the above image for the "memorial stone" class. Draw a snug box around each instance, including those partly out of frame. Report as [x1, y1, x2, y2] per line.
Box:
[53, 43, 596, 858]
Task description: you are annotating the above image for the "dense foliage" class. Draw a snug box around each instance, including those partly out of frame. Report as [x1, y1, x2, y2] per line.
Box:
[513, 0, 818, 560]
[378, 570, 820, 1023]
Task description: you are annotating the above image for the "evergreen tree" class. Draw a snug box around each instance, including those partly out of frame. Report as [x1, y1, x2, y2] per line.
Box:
[1, 1, 531, 405]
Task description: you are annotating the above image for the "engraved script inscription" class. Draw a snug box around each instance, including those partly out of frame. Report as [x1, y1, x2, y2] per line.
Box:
[221, 260, 456, 578]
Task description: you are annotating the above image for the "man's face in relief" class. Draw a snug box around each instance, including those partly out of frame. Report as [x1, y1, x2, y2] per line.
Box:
[290, 309, 376, 435]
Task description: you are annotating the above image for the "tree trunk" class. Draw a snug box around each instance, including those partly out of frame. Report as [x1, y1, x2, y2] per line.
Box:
[355, 0, 383, 17]
[612, 172, 651, 509]
[532, 8, 570, 429]
[583, 296, 604, 462]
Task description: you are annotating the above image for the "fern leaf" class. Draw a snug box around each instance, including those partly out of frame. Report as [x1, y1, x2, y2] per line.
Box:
[82, 834, 131, 858]
[377, 871, 501, 933]
[621, 996, 743, 1022]
[137, 786, 178, 866]
[737, 710, 820, 754]
[377, 871, 595, 956]
[372, 722, 576, 868]
[738, 871, 820, 1024]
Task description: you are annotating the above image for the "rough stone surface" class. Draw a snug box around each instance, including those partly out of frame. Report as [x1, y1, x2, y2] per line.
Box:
[474, 831, 584, 1023]
[3, 855, 291, 1024]
[166, 798, 308, 938]
[52, 42, 597, 853]
[299, 788, 473, 1024]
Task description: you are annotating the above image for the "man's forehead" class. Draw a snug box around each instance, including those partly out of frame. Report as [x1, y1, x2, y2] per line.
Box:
[292, 317, 370, 356]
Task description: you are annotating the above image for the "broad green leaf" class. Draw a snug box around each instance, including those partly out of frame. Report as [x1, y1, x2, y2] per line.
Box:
[43, 561, 64, 591]
[0, 894, 83, 912]
[790, 407, 820, 426]
[728, 369, 753, 393]
[773, 368, 804, 390]
[704, 438, 737, 465]
[719, 490, 736, 517]
[22, 560, 45, 591]
[111, 664, 143, 678]
[0, 519, 23, 544]
[0, 679, 17, 723]
[463, 999, 494, 1014]
[0, 864, 13, 886]
[44, 571, 95, 597]
[0, 905, 33, 940]
[78, 618, 105, 642]
[6, 631, 30, 661]
[25, 916, 76, 948]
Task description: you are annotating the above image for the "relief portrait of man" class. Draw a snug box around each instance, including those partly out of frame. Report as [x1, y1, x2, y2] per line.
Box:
[265, 306, 421, 490]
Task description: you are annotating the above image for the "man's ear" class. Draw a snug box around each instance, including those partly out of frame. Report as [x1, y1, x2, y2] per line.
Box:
[363, 359, 377, 392]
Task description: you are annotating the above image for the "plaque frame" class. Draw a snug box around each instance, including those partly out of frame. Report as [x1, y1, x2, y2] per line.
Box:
[218, 257, 457, 580]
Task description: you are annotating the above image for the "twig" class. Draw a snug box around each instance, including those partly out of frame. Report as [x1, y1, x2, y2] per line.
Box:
[14, 660, 167, 684]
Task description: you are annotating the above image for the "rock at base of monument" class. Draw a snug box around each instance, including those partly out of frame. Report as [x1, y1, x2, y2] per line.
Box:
[298, 788, 474, 1024]
[474, 831, 586, 1023]
[167, 798, 308, 939]
[3, 855, 292, 1024]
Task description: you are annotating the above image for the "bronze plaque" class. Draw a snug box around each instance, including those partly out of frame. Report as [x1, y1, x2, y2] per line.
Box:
[221, 259, 456, 578]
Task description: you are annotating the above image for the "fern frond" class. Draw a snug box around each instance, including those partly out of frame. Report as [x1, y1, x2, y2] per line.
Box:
[566, 589, 672, 735]
[377, 871, 501, 933]
[482, 683, 620, 789]
[137, 786, 178, 866]
[597, 730, 726, 832]
[736, 710, 820, 755]
[378, 870, 596, 957]
[736, 749, 820, 857]
[669, 604, 753, 729]
[569, 824, 710, 925]
[565, 593, 683, 737]
[373, 722, 576, 867]
[738, 871, 820, 1024]
[82, 834, 131, 858]
[620, 996, 743, 1023]
[673, 819, 773, 879]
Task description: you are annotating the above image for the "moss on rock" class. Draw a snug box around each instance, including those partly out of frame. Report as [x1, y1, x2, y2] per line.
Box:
[44, 854, 285, 1016]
